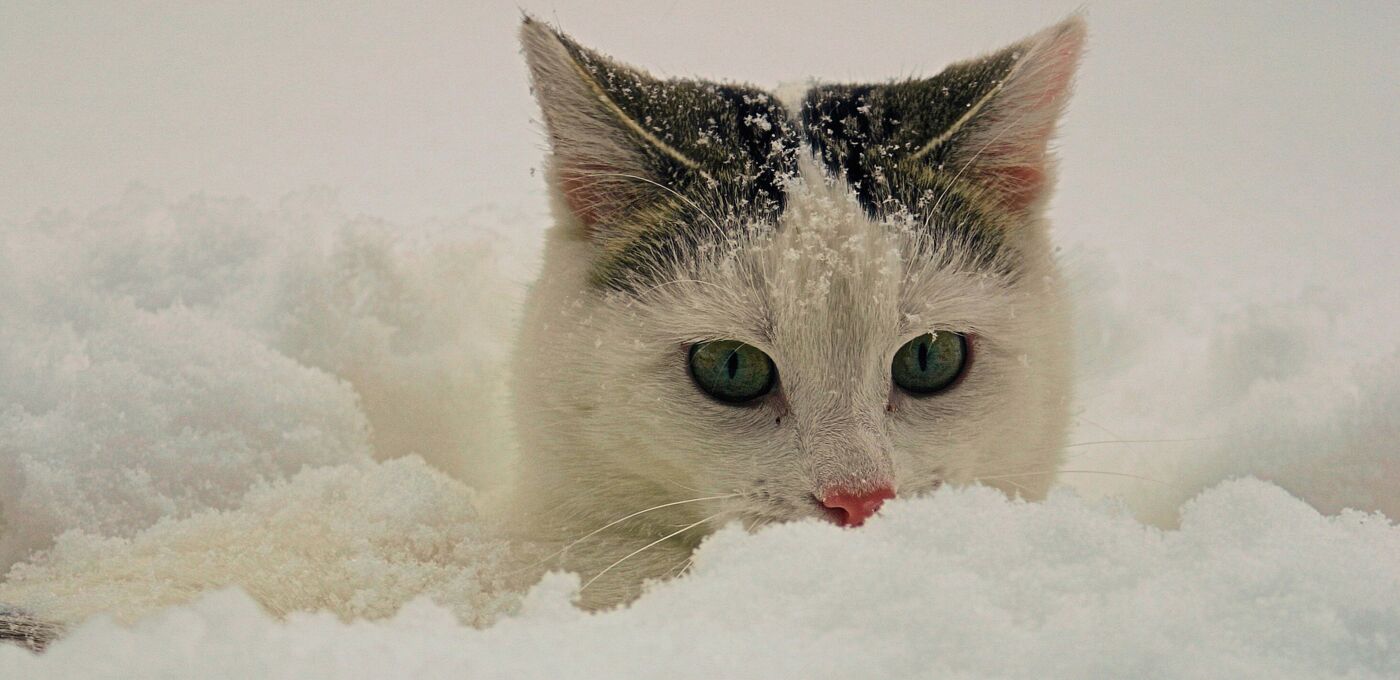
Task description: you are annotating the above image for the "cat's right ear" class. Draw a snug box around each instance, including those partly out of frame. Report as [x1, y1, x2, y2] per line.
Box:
[520, 18, 699, 235]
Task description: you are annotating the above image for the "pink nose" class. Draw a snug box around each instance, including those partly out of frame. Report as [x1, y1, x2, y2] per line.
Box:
[819, 486, 895, 527]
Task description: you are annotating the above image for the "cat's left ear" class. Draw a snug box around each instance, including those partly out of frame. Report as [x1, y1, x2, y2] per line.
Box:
[926, 17, 1086, 213]
[806, 17, 1086, 216]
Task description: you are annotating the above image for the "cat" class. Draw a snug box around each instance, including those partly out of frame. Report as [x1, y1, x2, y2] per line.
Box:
[503, 15, 1082, 609]
[0, 15, 1084, 650]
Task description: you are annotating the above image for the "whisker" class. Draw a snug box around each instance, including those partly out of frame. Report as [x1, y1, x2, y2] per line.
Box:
[655, 476, 717, 495]
[977, 437, 1220, 469]
[635, 277, 741, 300]
[991, 476, 1037, 499]
[580, 511, 726, 593]
[668, 555, 697, 579]
[931, 97, 1037, 217]
[975, 468, 1185, 493]
[510, 493, 739, 574]
[570, 171, 726, 235]
[1061, 437, 1216, 459]
[1073, 416, 1128, 441]
[1065, 437, 1214, 448]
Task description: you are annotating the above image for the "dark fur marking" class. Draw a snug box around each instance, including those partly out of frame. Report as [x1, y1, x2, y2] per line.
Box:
[713, 85, 801, 220]
[796, 45, 1031, 274]
[543, 23, 1026, 290]
[0, 607, 61, 653]
[801, 84, 879, 210]
[800, 82, 1017, 275]
[543, 29, 802, 291]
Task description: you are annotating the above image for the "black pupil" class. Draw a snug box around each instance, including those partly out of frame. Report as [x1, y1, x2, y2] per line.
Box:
[917, 340, 929, 372]
[726, 351, 739, 379]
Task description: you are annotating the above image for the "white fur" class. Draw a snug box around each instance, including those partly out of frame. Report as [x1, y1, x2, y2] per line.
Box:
[506, 154, 1072, 607]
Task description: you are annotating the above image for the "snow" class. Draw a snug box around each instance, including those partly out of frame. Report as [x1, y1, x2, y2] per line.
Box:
[3, 2, 1400, 677]
[2, 481, 1398, 678]
[0, 190, 527, 573]
[1065, 254, 1400, 526]
[0, 458, 516, 630]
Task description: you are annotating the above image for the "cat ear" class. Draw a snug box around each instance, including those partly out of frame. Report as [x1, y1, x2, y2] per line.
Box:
[804, 17, 1085, 218]
[519, 18, 703, 234]
[910, 17, 1085, 212]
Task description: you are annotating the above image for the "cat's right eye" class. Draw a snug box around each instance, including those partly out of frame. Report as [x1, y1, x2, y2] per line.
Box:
[688, 340, 776, 403]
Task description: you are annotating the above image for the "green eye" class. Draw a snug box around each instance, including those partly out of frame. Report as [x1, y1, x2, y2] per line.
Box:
[688, 340, 776, 403]
[892, 332, 967, 395]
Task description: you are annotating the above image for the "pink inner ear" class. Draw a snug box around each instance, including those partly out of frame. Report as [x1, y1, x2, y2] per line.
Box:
[558, 163, 614, 234]
[984, 160, 1047, 213]
[969, 25, 1083, 212]
[559, 171, 600, 231]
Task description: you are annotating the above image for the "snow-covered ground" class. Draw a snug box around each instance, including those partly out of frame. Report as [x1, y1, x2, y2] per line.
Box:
[2, 1, 1398, 677]
[5, 480, 1398, 679]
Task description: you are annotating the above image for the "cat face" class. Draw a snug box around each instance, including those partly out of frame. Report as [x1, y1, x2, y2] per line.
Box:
[514, 18, 1080, 534]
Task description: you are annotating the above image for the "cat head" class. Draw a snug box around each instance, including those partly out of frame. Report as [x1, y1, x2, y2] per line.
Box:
[515, 17, 1081, 531]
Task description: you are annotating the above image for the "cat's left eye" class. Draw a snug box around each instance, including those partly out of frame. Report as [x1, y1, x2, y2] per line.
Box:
[892, 332, 967, 395]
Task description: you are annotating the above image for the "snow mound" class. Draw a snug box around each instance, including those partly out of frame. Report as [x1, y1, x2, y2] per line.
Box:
[3, 480, 1398, 679]
[1066, 253, 1400, 525]
[0, 188, 528, 570]
[0, 457, 519, 630]
[0, 301, 373, 574]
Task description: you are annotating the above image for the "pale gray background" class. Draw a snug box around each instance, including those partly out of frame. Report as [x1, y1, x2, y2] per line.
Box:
[4, 2, 1396, 283]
